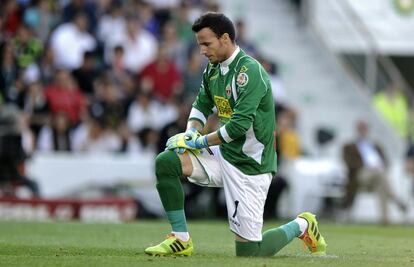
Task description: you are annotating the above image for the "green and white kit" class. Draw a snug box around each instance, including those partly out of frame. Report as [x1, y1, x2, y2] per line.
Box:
[187, 47, 277, 240]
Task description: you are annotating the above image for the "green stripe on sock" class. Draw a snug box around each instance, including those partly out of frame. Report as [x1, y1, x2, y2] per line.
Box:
[166, 210, 188, 232]
[280, 220, 301, 241]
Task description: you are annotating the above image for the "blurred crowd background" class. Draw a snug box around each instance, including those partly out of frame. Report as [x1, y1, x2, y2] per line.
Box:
[0, 0, 414, 224]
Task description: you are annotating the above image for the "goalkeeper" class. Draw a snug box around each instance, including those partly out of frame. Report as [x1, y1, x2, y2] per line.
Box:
[145, 12, 327, 257]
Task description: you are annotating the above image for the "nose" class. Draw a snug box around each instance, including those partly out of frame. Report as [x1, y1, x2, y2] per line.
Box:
[200, 46, 207, 56]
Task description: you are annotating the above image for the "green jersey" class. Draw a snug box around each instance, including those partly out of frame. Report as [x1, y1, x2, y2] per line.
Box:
[189, 48, 277, 175]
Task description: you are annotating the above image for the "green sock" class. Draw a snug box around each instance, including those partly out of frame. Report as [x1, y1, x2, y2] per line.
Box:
[235, 221, 300, 257]
[166, 210, 187, 232]
[235, 241, 260, 257]
[155, 151, 187, 232]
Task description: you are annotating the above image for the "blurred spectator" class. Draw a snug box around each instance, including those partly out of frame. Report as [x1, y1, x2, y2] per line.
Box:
[173, 0, 194, 44]
[0, 42, 19, 102]
[146, 0, 178, 31]
[89, 79, 126, 130]
[2, 0, 22, 38]
[37, 111, 72, 152]
[5, 73, 26, 108]
[136, 127, 159, 155]
[11, 24, 43, 69]
[44, 69, 87, 126]
[160, 20, 188, 71]
[182, 46, 205, 101]
[139, 42, 182, 103]
[0, 103, 40, 197]
[105, 46, 135, 99]
[235, 19, 259, 57]
[104, 15, 157, 74]
[50, 11, 97, 70]
[71, 116, 121, 153]
[97, 2, 125, 44]
[17, 112, 36, 155]
[38, 45, 55, 85]
[62, 0, 98, 33]
[72, 51, 99, 96]
[136, 0, 160, 37]
[262, 58, 288, 114]
[23, 0, 58, 43]
[277, 109, 301, 159]
[373, 82, 409, 139]
[264, 109, 300, 219]
[202, 0, 220, 13]
[23, 81, 49, 141]
[342, 120, 407, 224]
[126, 90, 166, 133]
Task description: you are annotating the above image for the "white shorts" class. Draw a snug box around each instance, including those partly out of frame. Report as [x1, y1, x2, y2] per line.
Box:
[188, 146, 272, 241]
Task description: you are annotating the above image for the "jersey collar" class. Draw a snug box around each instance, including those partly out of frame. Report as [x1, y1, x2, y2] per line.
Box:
[220, 46, 240, 75]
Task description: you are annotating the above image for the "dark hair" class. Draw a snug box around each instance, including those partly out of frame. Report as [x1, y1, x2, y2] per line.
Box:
[191, 12, 236, 42]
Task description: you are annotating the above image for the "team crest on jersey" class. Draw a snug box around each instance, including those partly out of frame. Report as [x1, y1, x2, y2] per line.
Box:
[225, 85, 231, 98]
[236, 72, 249, 87]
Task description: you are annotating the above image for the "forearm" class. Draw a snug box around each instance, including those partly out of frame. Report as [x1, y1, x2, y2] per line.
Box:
[187, 120, 204, 132]
[205, 131, 222, 146]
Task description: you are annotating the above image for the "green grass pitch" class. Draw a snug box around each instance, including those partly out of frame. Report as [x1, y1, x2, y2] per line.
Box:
[0, 220, 413, 267]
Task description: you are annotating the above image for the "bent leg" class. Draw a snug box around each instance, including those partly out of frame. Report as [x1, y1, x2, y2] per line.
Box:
[155, 150, 192, 234]
[235, 220, 300, 257]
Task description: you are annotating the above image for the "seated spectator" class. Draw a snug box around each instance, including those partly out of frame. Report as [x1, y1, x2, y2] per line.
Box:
[71, 116, 121, 153]
[50, 11, 97, 70]
[23, 0, 58, 43]
[139, 42, 182, 103]
[23, 81, 49, 142]
[182, 46, 205, 102]
[72, 51, 100, 96]
[37, 112, 73, 152]
[126, 90, 166, 133]
[44, 70, 87, 127]
[97, 2, 125, 44]
[260, 57, 289, 114]
[373, 82, 409, 139]
[62, 0, 98, 34]
[342, 120, 407, 224]
[235, 19, 259, 57]
[104, 15, 157, 74]
[105, 46, 135, 99]
[89, 79, 126, 130]
[159, 20, 188, 72]
[11, 24, 43, 69]
[264, 109, 300, 219]
[172, 0, 194, 45]
[2, 0, 22, 38]
[277, 109, 301, 159]
[0, 42, 19, 102]
[38, 46, 56, 85]
[137, 0, 160, 37]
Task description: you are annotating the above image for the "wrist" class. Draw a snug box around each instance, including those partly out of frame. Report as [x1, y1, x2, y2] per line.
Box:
[196, 135, 209, 149]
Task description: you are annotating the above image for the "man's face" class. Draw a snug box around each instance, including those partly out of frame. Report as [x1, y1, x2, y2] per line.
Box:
[195, 27, 227, 64]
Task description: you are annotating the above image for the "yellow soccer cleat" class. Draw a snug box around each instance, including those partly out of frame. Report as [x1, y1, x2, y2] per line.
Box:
[298, 212, 327, 255]
[145, 234, 193, 257]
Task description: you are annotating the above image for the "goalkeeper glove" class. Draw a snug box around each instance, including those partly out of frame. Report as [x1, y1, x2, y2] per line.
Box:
[166, 128, 208, 153]
[183, 128, 209, 149]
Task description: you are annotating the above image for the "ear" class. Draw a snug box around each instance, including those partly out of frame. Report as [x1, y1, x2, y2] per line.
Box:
[221, 33, 231, 44]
